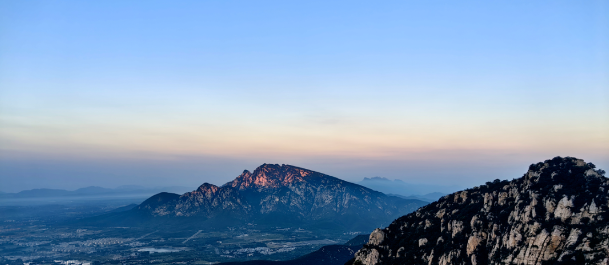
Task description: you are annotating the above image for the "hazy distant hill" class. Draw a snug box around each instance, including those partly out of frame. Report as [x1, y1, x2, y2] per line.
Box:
[349, 157, 609, 265]
[12, 188, 72, 198]
[358, 177, 460, 198]
[0, 186, 191, 200]
[85, 164, 428, 230]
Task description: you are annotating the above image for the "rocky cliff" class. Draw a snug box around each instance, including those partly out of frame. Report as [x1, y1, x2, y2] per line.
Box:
[133, 164, 427, 230]
[349, 157, 609, 265]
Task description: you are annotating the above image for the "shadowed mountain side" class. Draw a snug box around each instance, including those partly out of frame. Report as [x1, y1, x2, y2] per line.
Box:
[137, 192, 180, 211]
[107, 203, 138, 213]
[218, 235, 369, 265]
[76, 164, 428, 231]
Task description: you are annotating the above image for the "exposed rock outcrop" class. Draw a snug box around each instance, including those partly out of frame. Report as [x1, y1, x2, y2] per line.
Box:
[350, 157, 609, 265]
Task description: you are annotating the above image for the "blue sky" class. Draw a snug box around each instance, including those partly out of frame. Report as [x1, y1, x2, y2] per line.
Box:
[1, 0, 608, 192]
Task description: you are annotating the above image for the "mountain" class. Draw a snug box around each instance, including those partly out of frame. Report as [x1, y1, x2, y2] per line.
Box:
[358, 177, 460, 197]
[93, 164, 428, 230]
[14, 188, 72, 197]
[218, 235, 369, 265]
[349, 157, 609, 265]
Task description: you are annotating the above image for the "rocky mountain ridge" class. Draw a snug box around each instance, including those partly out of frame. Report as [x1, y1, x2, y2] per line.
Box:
[349, 157, 609, 265]
[131, 164, 427, 230]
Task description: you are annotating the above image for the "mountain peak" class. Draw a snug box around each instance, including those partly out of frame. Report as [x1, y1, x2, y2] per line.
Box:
[226, 163, 315, 190]
[197, 183, 219, 193]
[524, 156, 604, 185]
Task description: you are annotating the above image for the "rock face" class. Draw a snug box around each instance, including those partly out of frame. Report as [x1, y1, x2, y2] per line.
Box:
[350, 157, 609, 265]
[134, 164, 427, 229]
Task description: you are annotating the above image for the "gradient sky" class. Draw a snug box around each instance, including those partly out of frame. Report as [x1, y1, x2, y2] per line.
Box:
[1, 0, 608, 193]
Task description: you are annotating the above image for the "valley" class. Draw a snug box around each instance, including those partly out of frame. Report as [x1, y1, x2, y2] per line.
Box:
[0, 213, 365, 264]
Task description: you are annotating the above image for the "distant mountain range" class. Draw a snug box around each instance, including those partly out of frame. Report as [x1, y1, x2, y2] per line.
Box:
[83, 164, 428, 230]
[349, 157, 609, 265]
[358, 176, 461, 198]
[0, 185, 191, 199]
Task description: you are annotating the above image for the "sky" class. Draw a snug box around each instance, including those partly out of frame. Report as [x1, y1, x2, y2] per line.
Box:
[1, 0, 608, 193]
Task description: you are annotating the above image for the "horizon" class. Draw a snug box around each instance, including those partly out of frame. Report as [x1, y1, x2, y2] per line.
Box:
[0, 156, 603, 194]
[2, 162, 466, 194]
[1, 0, 608, 192]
